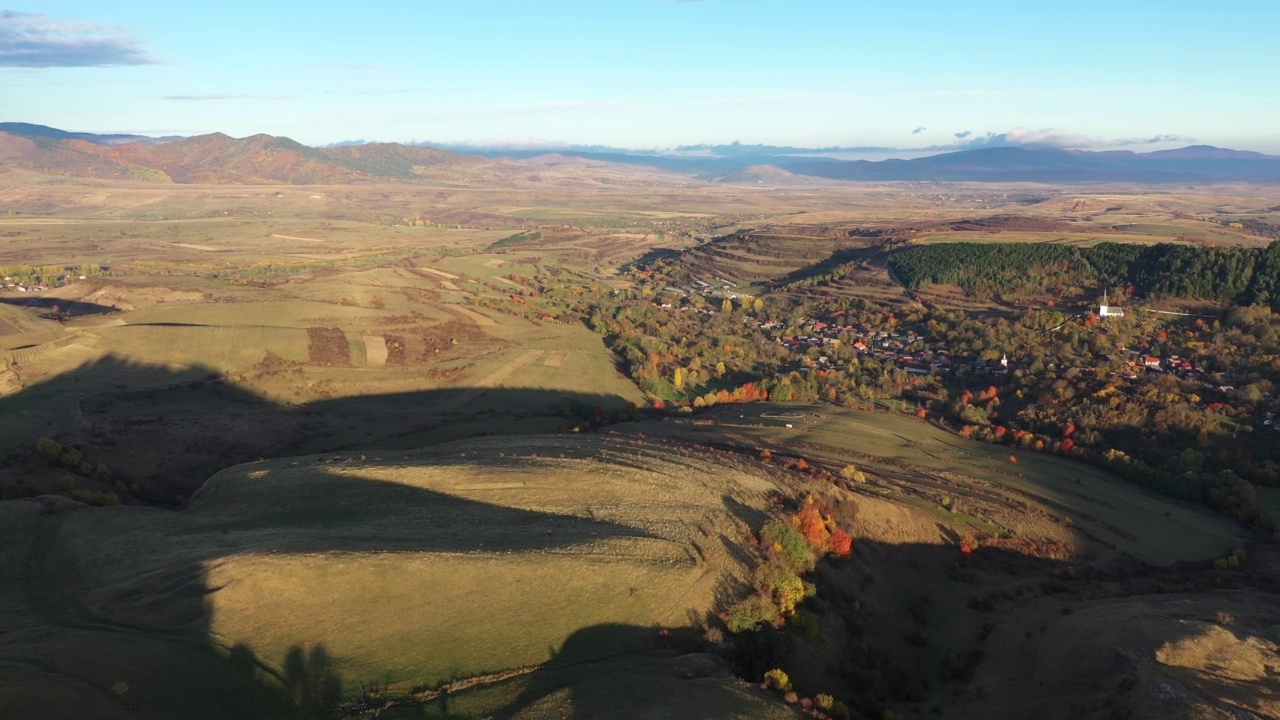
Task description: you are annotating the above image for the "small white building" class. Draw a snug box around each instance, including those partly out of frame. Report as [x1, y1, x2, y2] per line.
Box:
[1098, 289, 1125, 318]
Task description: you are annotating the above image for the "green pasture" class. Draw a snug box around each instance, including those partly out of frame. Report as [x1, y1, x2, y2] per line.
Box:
[636, 404, 1238, 564]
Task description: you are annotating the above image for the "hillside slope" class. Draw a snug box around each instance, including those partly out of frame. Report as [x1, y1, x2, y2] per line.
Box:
[0, 132, 171, 182]
[0, 435, 799, 719]
[0, 131, 481, 185]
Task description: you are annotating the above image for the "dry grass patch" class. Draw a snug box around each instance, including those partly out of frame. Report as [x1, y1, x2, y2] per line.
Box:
[48, 435, 786, 691]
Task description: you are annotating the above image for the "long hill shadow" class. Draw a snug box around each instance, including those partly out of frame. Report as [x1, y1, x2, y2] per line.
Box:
[0, 296, 119, 317]
[5, 443, 659, 718]
[369, 537, 1280, 720]
[768, 245, 883, 290]
[0, 354, 670, 719]
[0, 354, 638, 504]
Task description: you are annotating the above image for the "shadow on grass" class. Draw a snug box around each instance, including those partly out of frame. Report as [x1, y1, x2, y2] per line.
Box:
[359, 534, 1280, 720]
[0, 354, 640, 504]
[0, 354, 667, 719]
[0, 296, 120, 317]
[390, 623, 797, 720]
[7, 456, 659, 719]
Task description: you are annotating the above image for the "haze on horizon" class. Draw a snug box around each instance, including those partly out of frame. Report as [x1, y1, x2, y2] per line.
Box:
[2, 1, 1278, 155]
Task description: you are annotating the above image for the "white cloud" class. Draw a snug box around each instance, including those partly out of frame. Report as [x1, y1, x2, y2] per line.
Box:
[0, 11, 157, 67]
[953, 127, 1193, 151]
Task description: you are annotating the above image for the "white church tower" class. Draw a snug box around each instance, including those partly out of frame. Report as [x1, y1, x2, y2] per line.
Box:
[1099, 288, 1125, 318]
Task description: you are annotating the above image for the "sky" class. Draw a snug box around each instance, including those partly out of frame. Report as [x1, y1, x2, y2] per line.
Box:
[3, 1, 1279, 154]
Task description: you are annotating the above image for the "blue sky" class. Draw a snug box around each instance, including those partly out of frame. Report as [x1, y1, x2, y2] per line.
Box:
[3, 1, 1279, 153]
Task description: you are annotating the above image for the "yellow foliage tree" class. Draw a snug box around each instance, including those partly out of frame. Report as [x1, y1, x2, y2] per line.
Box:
[773, 571, 809, 615]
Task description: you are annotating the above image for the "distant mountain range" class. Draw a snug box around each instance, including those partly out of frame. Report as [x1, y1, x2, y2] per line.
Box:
[427, 140, 1280, 184]
[0, 122, 182, 146]
[0, 123, 478, 184]
[780, 145, 1280, 184]
[2, 122, 1278, 185]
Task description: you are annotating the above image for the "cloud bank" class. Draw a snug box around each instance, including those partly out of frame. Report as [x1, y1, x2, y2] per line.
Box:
[950, 127, 1193, 151]
[0, 11, 156, 67]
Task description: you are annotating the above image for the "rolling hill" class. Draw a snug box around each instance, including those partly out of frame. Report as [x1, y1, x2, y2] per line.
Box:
[0, 434, 802, 719]
[0, 131, 172, 182]
[0, 122, 181, 146]
[0, 128, 480, 185]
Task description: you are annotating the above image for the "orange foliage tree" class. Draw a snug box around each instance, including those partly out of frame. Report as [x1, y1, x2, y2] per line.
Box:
[796, 506, 830, 550]
[829, 530, 853, 558]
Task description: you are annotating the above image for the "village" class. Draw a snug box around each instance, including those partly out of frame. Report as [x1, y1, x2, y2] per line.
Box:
[762, 312, 1225, 385]
[646, 285, 1278, 434]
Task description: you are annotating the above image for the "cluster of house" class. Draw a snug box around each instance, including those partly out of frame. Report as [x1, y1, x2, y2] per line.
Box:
[759, 317, 988, 376]
[660, 275, 740, 298]
[2, 277, 51, 292]
[657, 303, 720, 318]
[1117, 351, 1204, 382]
[759, 316, 1215, 386]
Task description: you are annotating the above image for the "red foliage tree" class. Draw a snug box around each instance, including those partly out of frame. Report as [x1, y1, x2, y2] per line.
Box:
[829, 530, 853, 558]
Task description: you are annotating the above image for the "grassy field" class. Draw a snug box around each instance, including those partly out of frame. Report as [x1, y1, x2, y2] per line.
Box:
[0, 210, 645, 490]
[627, 404, 1238, 564]
[1, 435, 797, 718]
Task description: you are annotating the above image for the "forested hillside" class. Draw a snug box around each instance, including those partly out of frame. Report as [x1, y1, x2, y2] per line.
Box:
[886, 241, 1280, 307]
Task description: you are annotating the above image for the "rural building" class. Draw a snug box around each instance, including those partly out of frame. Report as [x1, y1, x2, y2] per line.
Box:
[1099, 288, 1125, 318]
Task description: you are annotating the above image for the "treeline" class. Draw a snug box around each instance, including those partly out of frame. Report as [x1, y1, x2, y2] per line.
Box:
[776, 260, 872, 293]
[886, 241, 1280, 308]
[489, 229, 542, 250]
[1221, 219, 1280, 241]
[1, 263, 103, 284]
